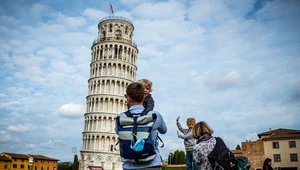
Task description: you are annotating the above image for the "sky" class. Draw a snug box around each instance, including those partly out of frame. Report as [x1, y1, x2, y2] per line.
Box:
[0, 0, 300, 162]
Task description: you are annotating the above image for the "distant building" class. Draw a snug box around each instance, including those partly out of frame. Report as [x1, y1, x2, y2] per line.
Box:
[0, 155, 12, 170]
[231, 149, 243, 157]
[28, 154, 59, 170]
[259, 128, 300, 170]
[0, 152, 30, 170]
[240, 140, 265, 169]
[0, 152, 59, 170]
[231, 128, 300, 170]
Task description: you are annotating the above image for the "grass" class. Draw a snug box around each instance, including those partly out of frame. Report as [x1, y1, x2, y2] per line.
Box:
[162, 165, 186, 170]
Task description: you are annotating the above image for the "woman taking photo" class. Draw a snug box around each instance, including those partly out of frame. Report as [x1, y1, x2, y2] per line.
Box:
[192, 121, 215, 169]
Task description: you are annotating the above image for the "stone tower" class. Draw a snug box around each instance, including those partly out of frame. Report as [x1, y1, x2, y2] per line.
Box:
[80, 16, 138, 170]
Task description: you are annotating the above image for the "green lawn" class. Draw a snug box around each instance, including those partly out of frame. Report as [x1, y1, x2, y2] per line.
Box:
[163, 165, 186, 170]
[163, 165, 201, 170]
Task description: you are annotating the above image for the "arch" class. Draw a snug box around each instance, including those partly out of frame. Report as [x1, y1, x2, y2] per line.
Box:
[104, 98, 108, 112]
[105, 80, 110, 93]
[109, 24, 113, 32]
[109, 98, 113, 113]
[111, 80, 116, 94]
[95, 155, 103, 161]
[106, 156, 113, 163]
[116, 80, 120, 94]
[102, 31, 106, 39]
[100, 46, 103, 60]
[109, 44, 113, 58]
[119, 45, 123, 59]
[115, 29, 122, 39]
[114, 44, 118, 59]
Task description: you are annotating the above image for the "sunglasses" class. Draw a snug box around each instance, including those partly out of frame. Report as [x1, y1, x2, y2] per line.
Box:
[124, 94, 127, 98]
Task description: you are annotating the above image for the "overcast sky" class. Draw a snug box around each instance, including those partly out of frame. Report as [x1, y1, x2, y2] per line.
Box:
[1, 0, 300, 162]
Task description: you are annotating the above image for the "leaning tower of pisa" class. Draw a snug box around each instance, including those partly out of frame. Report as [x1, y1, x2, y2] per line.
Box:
[80, 16, 138, 170]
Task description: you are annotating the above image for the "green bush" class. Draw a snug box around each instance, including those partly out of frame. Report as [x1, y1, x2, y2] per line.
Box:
[168, 150, 186, 165]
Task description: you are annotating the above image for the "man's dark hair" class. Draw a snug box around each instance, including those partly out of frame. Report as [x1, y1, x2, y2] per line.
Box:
[126, 82, 144, 103]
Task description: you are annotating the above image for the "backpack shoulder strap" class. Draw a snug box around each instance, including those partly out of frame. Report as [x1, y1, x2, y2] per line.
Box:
[215, 137, 224, 145]
[141, 109, 150, 116]
[125, 110, 149, 117]
[125, 110, 133, 117]
[156, 135, 164, 148]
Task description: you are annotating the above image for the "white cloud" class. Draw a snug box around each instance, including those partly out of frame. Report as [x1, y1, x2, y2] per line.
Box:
[120, 0, 148, 7]
[7, 124, 32, 133]
[59, 103, 85, 117]
[0, 130, 13, 142]
[188, 0, 233, 25]
[133, 1, 185, 20]
[40, 140, 67, 149]
[26, 144, 36, 149]
[0, 15, 19, 27]
[0, 101, 22, 109]
[221, 134, 242, 150]
[0, 130, 21, 143]
[56, 13, 87, 29]
[1, 63, 15, 69]
[82, 8, 108, 22]
[7, 87, 33, 96]
[36, 46, 68, 60]
[245, 133, 259, 142]
[29, 3, 48, 16]
[0, 50, 11, 62]
[204, 71, 243, 90]
[0, 93, 7, 97]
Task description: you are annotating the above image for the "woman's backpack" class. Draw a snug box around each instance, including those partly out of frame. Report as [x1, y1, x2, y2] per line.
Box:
[207, 137, 251, 170]
[208, 137, 239, 170]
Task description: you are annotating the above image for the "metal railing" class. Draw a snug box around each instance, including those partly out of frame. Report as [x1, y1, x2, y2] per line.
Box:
[92, 37, 137, 47]
[99, 16, 133, 24]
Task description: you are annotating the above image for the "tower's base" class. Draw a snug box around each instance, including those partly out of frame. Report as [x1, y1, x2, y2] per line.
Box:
[79, 151, 122, 170]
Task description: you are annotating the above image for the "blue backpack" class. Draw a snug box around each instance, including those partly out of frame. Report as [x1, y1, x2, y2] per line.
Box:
[116, 110, 157, 163]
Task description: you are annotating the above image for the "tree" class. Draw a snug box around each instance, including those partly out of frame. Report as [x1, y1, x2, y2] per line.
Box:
[58, 162, 72, 170]
[72, 154, 79, 170]
[178, 150, 186, 164]
[168, 150, 186, 165]
[236, 144, 241, 150]
[174, 150, 180, 164]
[171, 153, 175, 165]
[168, 153, 174, 165]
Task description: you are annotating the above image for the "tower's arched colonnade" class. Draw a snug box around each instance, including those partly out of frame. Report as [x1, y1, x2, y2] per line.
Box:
[80, 16, 138, 170]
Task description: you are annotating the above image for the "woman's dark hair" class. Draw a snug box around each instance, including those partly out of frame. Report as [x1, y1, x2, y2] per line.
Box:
[263, 158, 271, 170]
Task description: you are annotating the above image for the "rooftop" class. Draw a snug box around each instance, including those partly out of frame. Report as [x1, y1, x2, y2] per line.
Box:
[258, 128, 300, 140]
[3, 152, 29, 159]
[1, 152, 59, 161]
[28, 154, 59, 161]
[0, 155, 12, 161]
